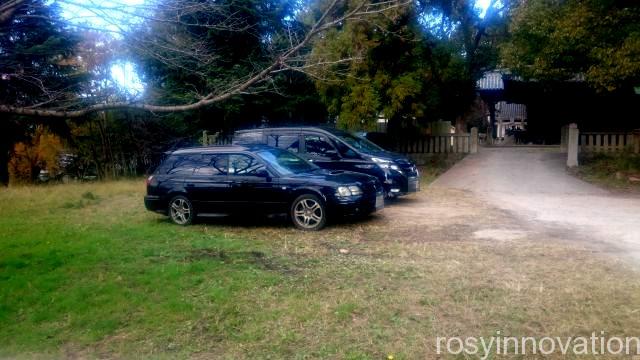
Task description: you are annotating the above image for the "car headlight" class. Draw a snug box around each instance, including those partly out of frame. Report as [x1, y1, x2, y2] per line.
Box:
[371, 157, 400, 171]
[336, 185, 362, 197]
[337, 186, 351, 197]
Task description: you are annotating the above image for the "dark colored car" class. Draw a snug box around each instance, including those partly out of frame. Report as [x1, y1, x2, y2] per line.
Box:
[144, 144, 384, 230]
[233, 126, 419, 197]
[354, 131, 395, 151]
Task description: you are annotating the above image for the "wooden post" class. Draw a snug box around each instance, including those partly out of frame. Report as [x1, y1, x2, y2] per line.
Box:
[634, 129, 640, 154]
[626, 134, 634, 151]
[567, 123, 579, 167]
[470, 127, 478, 154]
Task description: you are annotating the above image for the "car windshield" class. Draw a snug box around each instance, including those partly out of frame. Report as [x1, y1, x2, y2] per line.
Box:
[256, 148, 317, 175]
[335, 132, 384, 152]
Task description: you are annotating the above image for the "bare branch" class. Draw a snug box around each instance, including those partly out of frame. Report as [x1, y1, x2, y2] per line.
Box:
[0, 0, 410, 118]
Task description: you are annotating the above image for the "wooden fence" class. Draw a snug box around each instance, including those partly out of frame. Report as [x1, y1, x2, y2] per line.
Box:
[203, 131, 233, 145]
[579, 132, 640, 153]
[395, 127, 478, 154]
[562, 124, 640, 167]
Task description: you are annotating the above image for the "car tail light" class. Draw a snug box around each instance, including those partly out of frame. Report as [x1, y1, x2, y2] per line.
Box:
[146, 175, 154, 186]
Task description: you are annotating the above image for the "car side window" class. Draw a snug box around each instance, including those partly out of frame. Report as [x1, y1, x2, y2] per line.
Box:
[167, 155, 200, 175]
[267, 134, 300, 153]
[304, 135, 339, 159]
[333, 140, 360, 159]
[193, 154, 228, 176]
[229, 154, 266, 176]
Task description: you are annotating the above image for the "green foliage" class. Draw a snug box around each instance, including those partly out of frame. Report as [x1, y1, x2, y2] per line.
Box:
[131, 0, 326, 129]
[0, 0, 89, 184]
[0, 0, 87, 108]
[501, 0, 640, 91]
[311, 2, 495, 131]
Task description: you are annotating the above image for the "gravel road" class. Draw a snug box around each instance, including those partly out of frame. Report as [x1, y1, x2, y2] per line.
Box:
[432, 147, 640, 260]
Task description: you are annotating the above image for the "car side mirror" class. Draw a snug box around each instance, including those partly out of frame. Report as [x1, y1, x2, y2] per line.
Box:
[326, 150, 341, 160]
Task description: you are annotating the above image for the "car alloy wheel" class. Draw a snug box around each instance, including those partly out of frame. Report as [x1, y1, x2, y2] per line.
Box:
[169, 195, 193, 225]
[291, 194, 326, 231]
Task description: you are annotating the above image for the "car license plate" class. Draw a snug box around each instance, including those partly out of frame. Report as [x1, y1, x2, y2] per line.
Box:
[375, 194, 384, 210]
[408, 177, 420, 192]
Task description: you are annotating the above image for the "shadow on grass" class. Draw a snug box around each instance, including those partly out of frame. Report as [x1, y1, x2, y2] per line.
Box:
[152, 210, 381, 230]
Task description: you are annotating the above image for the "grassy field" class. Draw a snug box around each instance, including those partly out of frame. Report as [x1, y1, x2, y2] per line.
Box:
[574, 152, 640, 193]
[2, 165, 640, 358]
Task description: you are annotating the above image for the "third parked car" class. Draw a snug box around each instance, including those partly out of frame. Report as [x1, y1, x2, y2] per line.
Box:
[234, 126, 420, 197]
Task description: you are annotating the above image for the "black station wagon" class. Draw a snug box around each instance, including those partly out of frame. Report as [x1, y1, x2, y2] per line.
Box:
[234, 126, 420, 197]
[144, 145, 384, 230]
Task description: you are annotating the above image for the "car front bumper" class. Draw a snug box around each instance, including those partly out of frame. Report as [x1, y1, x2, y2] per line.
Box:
[330, 191, 384, 216]
[385, 168, 420, 196]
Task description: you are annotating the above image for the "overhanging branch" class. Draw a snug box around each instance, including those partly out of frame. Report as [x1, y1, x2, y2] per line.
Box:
[0, 0, 410, 118]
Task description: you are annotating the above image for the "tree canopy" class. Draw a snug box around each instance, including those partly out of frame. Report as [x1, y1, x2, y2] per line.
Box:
[0, 0, 410, 117]
[500, 0, 640, 91]
[310, 0, 509, 130]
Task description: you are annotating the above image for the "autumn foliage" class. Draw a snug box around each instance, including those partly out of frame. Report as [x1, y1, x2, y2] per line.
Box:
[9, 126, 64, 184]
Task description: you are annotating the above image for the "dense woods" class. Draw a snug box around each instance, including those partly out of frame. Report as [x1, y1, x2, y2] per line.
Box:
[1, 0, 638, 184]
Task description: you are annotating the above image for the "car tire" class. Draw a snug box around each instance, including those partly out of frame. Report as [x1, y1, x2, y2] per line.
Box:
[168, 195, 194, 226]
[290, 194, 326, 231]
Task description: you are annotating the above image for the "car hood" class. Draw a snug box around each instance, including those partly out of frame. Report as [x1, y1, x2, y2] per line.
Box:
[291, 168, 376, 185]
[365, 149, 414, 166]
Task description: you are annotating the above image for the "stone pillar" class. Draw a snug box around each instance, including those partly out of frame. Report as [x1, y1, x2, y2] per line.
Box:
[560, 125, 568, 152]
[567, 123, 579, 167]
[202, 130, 209, 146]
[470, 127, 478, 154]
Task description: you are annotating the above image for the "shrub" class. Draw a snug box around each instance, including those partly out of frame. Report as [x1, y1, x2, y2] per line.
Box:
[9, 126, 64, 184]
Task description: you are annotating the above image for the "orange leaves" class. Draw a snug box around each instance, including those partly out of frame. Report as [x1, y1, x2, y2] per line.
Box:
[9, 126, 64, 184]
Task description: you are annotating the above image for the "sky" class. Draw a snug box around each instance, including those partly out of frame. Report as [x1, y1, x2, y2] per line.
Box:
[59, 0, 145, 34]
[59, 0, 145, 96]
[476, 0, 492, 18]
[110, 61, 144, 95]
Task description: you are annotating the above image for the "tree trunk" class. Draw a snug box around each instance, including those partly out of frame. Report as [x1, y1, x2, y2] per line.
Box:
[0, 147, 9, 186]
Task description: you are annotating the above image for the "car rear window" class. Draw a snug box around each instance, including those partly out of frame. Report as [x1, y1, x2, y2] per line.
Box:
[229, 154, 266, 176]
[194, 154, 228, 175]
[156, 154, 204, 175]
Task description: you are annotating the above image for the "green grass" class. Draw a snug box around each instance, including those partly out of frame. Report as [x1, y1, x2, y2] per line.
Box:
[418, 154, 466, 186]
[1, 176, 640, 358]
[0, 182, 281, 355]
[575, 151, 640, 192]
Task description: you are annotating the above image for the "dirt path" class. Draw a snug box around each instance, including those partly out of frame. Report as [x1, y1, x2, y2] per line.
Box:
[429, 146, 640, 260]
